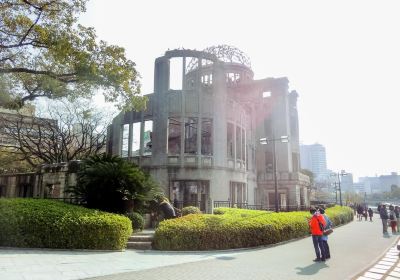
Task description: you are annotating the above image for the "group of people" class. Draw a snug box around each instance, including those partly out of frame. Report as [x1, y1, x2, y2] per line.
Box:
[309, 207, 333, 262]
[378, 204, 400, 234]
[355, 204, 374, 221]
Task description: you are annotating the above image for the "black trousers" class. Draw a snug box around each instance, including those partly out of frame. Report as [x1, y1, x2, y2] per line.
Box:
[322, 240, 330, 258]
[312, 235, 327, 260]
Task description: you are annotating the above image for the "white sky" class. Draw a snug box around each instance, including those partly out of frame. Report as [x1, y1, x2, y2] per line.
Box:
[79, 0, 400, 181]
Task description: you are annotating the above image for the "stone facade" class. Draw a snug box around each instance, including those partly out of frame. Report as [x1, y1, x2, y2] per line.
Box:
[0, 162, 79, 199]
[107, 46, 310, 212]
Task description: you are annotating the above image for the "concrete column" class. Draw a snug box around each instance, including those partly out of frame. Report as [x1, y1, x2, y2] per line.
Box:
[153, 58, 170, 164]
[271, 79, 292, 173]
[212, 62, 227, 167]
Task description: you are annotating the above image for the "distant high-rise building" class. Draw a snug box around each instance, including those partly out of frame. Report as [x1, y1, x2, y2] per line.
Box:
[340, 173, 354, 192]
[300, 143, 328, 181]
[358, 172, 400, 194]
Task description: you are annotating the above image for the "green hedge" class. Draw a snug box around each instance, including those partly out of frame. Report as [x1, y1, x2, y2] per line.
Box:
[154, 206, 353, 250]
[125, 212, 144, 232]
[0, 198, 132, 250]
[182, 206, 201, 216]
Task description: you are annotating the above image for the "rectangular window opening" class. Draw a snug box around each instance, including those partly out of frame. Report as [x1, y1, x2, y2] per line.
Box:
[131, 122, 141, 156]
[184, 117, 198, 154]
[236, 125, 241, 160]
[168, 118, 181, 154]
[143, 120, 153, 156]
[227, 123, 234, 159]
[121, 124, 129, 157]
[170, 57, 183, 90]
[201, 118, 212, 155]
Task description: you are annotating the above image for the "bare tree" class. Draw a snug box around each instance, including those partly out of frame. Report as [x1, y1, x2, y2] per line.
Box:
[0, 100, 109, 167]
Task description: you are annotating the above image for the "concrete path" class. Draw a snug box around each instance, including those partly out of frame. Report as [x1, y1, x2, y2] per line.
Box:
[354, 242, 400, 280]
[0, 216, 398, 280]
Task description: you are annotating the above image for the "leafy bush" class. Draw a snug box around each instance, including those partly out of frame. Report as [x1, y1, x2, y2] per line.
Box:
[325, 205, 354, 226]
[125, 212, 144, 232]
[181, 206, 201, 216]
[154, 206, 353, 250]
[0, 198, 132, 250]
[67, 154, 160, 213]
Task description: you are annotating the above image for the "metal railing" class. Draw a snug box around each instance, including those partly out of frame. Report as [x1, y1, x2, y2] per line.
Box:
[213, 201, 308, 212]
[172, 200, 206, 211]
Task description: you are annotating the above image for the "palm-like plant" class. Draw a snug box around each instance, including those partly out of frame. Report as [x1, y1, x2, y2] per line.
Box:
[68, 154, 160, 213]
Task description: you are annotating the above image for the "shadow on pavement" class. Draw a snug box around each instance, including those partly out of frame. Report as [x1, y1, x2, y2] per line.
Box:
[295, 262, 329, 275]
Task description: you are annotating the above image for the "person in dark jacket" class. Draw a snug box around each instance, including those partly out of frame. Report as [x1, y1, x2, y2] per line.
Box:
[158, 197, 176, 220]
[379, 204, 389, 234]
[320, 208, 332, 259]
[367, 208, 373, 222]
[395, 206, 400, 233]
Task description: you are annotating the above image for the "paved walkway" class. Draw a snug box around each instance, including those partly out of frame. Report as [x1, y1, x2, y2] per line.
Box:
[0, 216, 398, 280]
[354, 241, 400, 280]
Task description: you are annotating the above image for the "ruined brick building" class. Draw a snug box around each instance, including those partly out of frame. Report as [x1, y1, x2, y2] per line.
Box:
[106, 45, 310, 212]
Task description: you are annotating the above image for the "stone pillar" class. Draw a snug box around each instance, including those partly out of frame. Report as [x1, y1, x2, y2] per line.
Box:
[271, 78, 292, 173]
[212, 62, 227, 167]
[153, 57, 170, 164]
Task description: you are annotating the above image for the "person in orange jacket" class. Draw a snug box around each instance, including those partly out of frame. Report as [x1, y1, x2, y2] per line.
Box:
[309, 207, 327, 262]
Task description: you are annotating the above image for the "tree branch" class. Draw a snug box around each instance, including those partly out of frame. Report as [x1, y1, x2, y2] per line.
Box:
[18, 9, 43, 45]
[0, 67, 78, 82]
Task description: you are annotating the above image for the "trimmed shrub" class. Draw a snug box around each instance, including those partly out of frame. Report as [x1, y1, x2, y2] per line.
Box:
[0, 198, 132, 250]
[154, 205, 353, 251]
[325, 205, 354, 226]
[181, 206, 201, 216]
[125, 212, 144, 232]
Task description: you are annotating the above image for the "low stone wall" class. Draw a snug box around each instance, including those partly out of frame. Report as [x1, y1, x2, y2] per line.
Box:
[0, 161, 80, 198]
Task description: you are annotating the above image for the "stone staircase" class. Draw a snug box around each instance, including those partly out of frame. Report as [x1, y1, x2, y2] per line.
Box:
[126, 229, 155, 250]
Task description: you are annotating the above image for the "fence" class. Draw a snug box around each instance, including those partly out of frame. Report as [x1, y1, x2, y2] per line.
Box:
[213, 201, 308, 212]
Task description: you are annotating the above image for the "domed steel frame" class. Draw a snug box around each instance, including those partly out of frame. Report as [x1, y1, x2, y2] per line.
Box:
[186, 45, 252, 72]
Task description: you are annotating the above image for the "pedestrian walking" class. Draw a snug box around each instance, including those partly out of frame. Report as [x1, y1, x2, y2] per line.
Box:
[379, 204, 389, 234]
[389, 205, 397, 234]
[320, 208, 332, 259]
[309, 207, 327, 262]
[368, 208, 373, 222]
[395, 206, 400, 233]
[363, 207, 368, 221]
[357, 205, 363, 221]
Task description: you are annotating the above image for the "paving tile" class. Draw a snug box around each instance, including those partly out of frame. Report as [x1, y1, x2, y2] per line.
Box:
[393, 267, 400, 272]
[0, 272, 24, 280]
[357, 277, 379, 280]
[385, 255, 399, 260]
[379, 261, 395, 266]
[369, 267, 388, 274]
[383, 258, 397, 263]
[385, 276, 400, 280]
[389, 271, 400, 278]
[363, 271, 384, 279]
[375, 265, 392, 270]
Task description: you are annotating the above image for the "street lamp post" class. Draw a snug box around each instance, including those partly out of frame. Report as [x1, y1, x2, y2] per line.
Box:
[333, 182, 338, 204]
[260, 135, 289, 212]
[331, 170, 347, 206]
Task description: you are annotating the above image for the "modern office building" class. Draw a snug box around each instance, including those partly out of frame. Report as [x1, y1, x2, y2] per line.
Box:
[340, 173, 354, 192]
[359, 172, 400, 193]
[106, 46, 310, 212]
[300, 143, 328, 181]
